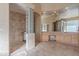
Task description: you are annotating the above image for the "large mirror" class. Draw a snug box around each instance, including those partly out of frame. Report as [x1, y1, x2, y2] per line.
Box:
[53, 19, 79, 32]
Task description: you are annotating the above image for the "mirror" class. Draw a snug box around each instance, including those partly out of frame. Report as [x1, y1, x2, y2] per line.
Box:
[53, 19, 79, 32]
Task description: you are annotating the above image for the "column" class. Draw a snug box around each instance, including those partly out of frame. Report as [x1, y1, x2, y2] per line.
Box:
[26, 8, 35, 50]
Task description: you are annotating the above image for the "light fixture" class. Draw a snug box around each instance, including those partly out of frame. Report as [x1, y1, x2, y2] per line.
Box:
[65, 7, 69, 10]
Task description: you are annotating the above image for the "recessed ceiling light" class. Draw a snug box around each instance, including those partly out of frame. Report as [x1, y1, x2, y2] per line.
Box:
[65, 7, 69, 10]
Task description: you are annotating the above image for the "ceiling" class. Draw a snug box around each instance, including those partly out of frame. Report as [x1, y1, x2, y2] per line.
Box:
[9, 3, 79, 14]
[9, 3, 34, 14]
[9, 3, 26, 14]
[41, 3, 79, 12]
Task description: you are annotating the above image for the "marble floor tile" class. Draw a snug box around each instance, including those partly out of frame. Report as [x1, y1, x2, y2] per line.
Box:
[11, 41, 79, 56]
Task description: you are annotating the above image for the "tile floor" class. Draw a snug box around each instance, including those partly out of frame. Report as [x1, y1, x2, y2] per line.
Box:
[11, 41, 79, 56]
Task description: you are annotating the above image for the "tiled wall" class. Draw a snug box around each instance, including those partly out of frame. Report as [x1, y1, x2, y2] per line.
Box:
[9, 11, 26, 53]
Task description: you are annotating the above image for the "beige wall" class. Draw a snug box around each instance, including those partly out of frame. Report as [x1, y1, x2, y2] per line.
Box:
[0, 4, 9, 55]
[9, 10, 26, 53]
[34, 12, 41, 42]
[33, 4, 41, 42]
[41, 14, 58, 32]
[33, 4, 41, 15]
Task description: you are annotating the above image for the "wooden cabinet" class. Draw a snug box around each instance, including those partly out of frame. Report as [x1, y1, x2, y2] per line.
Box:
[56, 32, 79, 46]
[63, 33, 72, 45]
[71, 34, 79, 46]
[56, 33, 64, 43]
[40, 32, 79, 46]
[40, 32, 49, 42]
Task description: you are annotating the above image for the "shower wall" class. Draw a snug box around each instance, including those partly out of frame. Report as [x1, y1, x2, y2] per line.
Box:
[9, 11, 26, 53]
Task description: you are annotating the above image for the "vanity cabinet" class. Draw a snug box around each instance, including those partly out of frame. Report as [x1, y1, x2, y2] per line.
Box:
[71, 33, 79, 46]
[63, 33, 72, 45]
[56, 32, 79, 46]
[40, 32, 79, 47]
[40, 32, 49, 41]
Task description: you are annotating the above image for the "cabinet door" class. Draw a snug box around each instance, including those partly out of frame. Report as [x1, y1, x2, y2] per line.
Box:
[56, 33, 63, 43]
[64, 33, 72, 45]
[40, 33, 49, 42]
[72, 34, 79, 46]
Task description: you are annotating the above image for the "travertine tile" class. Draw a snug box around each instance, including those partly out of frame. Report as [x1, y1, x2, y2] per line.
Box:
[9, 11, 26, 53]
